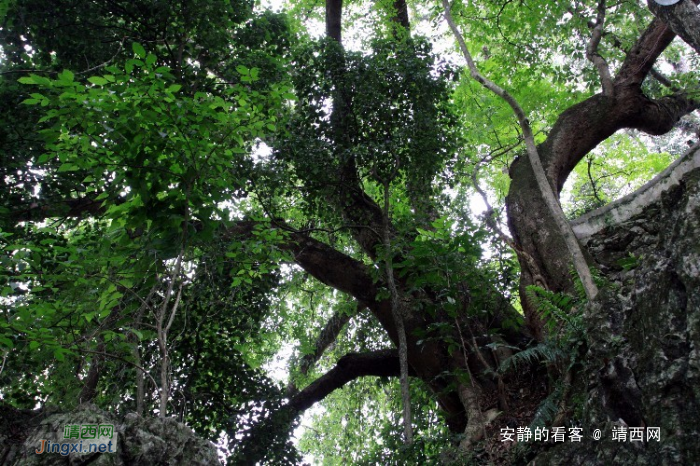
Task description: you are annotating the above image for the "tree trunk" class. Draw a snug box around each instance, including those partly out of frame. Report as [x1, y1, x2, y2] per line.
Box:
[506, 18, 697, 338]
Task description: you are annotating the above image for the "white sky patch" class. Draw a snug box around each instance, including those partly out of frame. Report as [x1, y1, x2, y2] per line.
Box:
[262, 342, 294, 383]
[252, 139, 273, 166]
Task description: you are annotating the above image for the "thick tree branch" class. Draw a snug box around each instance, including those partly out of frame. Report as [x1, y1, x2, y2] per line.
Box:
[648, 0, 700, 55]
[383, 0, 410, 39]
[224, 221, 394, 332]
[326, 0, 343, 43]
[288, 349, 405, 413]
[524, 16, 698, 193]
[298, 308, 355, 376]
[323, 0, 391, 260]
[337, 179, 389, 259]
[472, 162, 549, 289]
[390, 0, 410, 30]
[506, 15, 698, 337]
[287, 304, 358, 395]
[224, 219, 480, 432]
[286, 231, 381, 306]
[235, 350, 405, 464]
[614, 17, 676, 88]
[541, 91, 697, 196]
[282, 227, 519, 433]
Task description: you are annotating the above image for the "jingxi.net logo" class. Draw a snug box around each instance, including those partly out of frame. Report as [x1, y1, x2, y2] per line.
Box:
[35, 424, 117, 456]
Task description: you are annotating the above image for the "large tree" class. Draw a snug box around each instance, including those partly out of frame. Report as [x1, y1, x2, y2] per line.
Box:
[1, 0, 699, 464]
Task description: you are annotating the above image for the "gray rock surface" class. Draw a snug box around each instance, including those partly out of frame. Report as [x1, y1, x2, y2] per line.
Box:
[0, 404, 220, 465]
[529, 153, 700, 464]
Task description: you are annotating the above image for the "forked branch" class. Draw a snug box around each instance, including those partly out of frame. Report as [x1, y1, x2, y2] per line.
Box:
[442, 0, 599, 301]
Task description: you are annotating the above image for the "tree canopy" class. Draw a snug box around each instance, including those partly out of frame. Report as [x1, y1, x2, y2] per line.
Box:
[1, 0, 698, 464]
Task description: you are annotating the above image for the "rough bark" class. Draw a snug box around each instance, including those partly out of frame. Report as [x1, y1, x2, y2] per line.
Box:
[648, 0, 700, 54]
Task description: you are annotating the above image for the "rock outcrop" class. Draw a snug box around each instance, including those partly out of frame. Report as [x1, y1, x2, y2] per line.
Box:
[529, 146, 700, 464]
[0, 404, 219, 465]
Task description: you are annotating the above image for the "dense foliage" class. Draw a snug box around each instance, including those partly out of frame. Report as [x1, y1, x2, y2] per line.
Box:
[1, 0, 698, 464]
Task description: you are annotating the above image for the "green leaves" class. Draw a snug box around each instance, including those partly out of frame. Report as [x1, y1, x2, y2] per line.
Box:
[87, 76, 109, 86]
[236, 64, 262, 83]
[132, 42, 146, 59]
[281, 37, 457, 216]
[11, 42, 294, 417]
[18, 74, 50, 85]
[20, 51, 291, 243]
[58, 69, 74, 83]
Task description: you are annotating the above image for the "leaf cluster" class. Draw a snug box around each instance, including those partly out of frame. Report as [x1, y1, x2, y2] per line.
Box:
[277, 36, 459, 214]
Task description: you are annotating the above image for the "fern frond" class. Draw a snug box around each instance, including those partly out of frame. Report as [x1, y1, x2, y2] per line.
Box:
[529, 384, 563, 429]
[498, 343, 565, 374]
[525, 285, 584, 334]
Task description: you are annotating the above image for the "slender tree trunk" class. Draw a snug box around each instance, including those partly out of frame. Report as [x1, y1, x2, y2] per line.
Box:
[381, 179, 413, 444]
